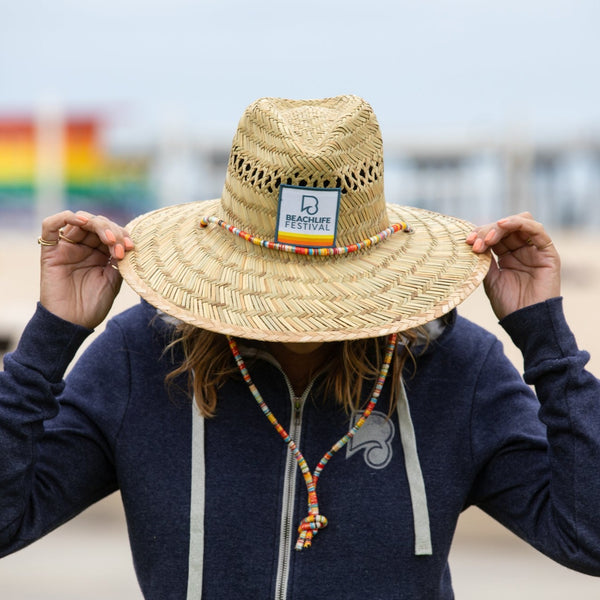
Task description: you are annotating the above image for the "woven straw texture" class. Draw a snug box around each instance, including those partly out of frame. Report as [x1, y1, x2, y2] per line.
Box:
[119, 95, 491, 341]
[119, 201, 490, 341]
[220, 96, 388, 246]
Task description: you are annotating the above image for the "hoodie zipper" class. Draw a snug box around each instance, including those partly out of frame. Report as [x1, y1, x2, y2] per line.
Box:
[274, 382, 313, 600]
[238, 347, 316, 600]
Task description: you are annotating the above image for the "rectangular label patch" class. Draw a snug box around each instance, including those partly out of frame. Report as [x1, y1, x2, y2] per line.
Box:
[275, 184, 341, 247]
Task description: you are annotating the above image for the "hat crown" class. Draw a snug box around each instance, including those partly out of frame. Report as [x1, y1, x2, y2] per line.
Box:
[221, 95, 388, 245]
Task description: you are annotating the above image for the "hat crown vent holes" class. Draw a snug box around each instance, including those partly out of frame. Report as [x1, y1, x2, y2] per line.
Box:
[230, 153, 380, 196]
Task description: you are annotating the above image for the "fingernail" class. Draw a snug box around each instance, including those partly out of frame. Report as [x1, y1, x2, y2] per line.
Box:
[473, 239, 485, 252]
[484, 230, 495, 243]
[105, 229, 116, 243]
[76, 216, 89, 224]
[466, 232, 477, 243]
[114, 244, 125, 259]
[124, 237, 134, 250]
[497, 218, 509, 226]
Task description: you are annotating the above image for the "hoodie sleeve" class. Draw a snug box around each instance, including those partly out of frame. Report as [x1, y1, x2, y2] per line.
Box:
[0, 303, 126, 555]
[467, 298, 600, 575]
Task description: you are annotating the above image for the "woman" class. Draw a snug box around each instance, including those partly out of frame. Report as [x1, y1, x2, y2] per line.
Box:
[1, 96, 599, 599]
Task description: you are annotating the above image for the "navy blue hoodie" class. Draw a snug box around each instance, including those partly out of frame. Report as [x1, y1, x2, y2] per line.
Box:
[1, 298, 599, 599]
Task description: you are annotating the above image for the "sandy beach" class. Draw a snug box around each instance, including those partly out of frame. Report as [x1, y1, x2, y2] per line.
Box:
[1, 229, 599, 598]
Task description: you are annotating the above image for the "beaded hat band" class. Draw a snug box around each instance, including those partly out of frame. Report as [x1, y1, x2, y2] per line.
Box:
[199, 215, 413, 256]
[119, 96, 490, 341]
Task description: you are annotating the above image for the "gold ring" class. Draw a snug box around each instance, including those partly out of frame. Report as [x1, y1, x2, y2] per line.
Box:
[538, 241, 554, 250]
[526, 237, 535, 246]
[38, 236, 59, 246]
[59, 230, 78, 244]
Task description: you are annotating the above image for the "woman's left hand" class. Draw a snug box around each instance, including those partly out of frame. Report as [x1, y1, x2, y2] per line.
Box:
[467, 212, 561, 320]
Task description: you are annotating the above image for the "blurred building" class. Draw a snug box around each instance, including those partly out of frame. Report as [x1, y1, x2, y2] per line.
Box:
[385, 133, 600, 229]
[0, 113, 599, 230]
[0, 113, 151, 227]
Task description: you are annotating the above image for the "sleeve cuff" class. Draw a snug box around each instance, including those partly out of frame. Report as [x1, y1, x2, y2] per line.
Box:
[11, 303, 93, 384]
[500, 297, 580, 372]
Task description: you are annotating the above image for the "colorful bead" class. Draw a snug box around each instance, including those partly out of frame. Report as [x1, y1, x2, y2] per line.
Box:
[200, 216, 412, 256]
[227, 333, 397, 550]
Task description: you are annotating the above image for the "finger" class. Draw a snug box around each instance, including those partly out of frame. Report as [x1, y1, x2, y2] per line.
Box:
[69, 212, 134, 259]
[468, 226, 514, 255]
[467, 226, 497, 254]
[88, 213, 133, 257]
[469, 214, 554, 255]
[495, 215, 556, 254]
[40, 211, 89, 246]
[466, 224, 501, 253]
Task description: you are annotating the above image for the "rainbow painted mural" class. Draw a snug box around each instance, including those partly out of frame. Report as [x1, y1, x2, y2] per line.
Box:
[0, 115, 152, 225]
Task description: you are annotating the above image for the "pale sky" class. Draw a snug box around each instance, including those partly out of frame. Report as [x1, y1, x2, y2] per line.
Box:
[2, 0, 599, 144]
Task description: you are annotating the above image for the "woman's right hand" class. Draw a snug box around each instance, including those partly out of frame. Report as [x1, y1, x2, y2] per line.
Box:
[38, 211, 134, 329]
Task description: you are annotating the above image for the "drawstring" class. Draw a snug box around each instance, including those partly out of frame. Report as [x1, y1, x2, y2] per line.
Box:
[228, 334, 397, 550]
[397, 380, 433, 555]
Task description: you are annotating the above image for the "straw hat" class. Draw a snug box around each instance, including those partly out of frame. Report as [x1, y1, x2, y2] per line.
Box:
[119, 95, 490, 342]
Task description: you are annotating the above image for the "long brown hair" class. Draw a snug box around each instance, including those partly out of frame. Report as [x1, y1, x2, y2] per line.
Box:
[165, 325, 426, 418]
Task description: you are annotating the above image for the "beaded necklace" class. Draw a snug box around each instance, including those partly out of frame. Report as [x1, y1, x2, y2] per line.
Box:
[227, 333, 397, 550]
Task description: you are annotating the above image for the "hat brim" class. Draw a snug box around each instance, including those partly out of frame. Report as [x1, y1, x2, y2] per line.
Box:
[119, 200, 491, 342]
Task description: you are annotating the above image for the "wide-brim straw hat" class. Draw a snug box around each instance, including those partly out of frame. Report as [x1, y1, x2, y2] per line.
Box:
[119, 95, 490, 342]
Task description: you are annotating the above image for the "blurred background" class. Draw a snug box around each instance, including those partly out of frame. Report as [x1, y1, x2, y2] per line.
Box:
[1, 0, 599, 597]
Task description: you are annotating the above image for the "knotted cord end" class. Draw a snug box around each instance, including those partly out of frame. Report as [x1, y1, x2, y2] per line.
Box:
[295, 513, 328, 550]
[228, 334, 397, 552]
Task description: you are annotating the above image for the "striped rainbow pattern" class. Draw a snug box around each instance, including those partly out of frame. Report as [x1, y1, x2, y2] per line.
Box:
[0, 117, 101, 190]
[0, 115, 150, 219]
[276, 231, 334, 247]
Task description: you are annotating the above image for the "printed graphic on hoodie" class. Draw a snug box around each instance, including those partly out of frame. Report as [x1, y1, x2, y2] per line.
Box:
[346, 410, 395, 469]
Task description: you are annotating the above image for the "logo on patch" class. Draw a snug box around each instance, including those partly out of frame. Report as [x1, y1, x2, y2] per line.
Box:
[301, 195, 319, 215]
[346, 410, 395, 470]
[275, 184, 341, 248]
